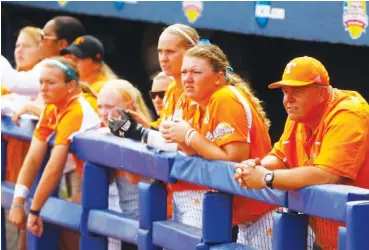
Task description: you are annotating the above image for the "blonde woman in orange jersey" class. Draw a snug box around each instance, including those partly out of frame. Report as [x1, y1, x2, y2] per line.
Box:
[161, 44, 277, 249]
[130, 24, 199, 129]
[8, 57, 100, 238]
[98, 79, 153, 250]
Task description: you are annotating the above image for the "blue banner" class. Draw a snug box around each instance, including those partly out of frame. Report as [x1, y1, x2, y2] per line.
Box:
[5, 1, 369, 46]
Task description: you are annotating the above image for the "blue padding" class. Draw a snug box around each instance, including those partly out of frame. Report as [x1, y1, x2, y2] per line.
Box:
[1, 182, 15, 209]
[272, 211, 308, 250]
[1, 115, 36, 141]
[202, 192, 232, 244]
[139, 181, 167, 230]
[346, 201, 369, 250]
[41, 197, 82, 231]
[1, 140, 7, 181]
[209, 243, 257, 250]
[88, 209, 139, 244]
[171, 155, 288, 206]
[338, 227, 346, 250]
[153, 220, 202, 250]
[288, 185, 369, 222]
[137, 229, 155, 250]
[73, 130, 177, 182]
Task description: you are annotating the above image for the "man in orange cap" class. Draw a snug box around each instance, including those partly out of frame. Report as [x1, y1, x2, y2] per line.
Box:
[234, 56, 369, 249]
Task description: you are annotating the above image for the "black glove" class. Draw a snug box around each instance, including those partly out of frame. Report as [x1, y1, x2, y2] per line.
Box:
[108, 108, 147, 141]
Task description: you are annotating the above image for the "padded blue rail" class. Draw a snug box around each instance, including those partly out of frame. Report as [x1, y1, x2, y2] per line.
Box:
[153, 220, 202, 250]
[73, 130, 177, 182]
[88, 209, 139, 244]
[1, 115, 37, 141]
[171, 155, 288, 207]
[288, 184, 369, 222]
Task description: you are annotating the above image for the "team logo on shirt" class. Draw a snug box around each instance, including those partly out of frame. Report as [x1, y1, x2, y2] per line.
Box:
[213, 122, 234, 140]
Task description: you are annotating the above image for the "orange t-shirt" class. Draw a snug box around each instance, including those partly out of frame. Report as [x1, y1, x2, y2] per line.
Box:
[1, 85, 10, 95]
[34, 93, 101, 176]
[270, 88, 369, 250]
[170, 85, 274, 225]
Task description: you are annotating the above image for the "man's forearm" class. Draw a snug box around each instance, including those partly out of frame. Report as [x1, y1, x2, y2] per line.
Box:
[261, 154, 287, 170]
[272, 166, 344, 191]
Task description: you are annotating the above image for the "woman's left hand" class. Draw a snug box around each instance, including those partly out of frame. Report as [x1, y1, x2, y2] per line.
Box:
[27, 213, 43, 237]
[160, 119, 192, 144]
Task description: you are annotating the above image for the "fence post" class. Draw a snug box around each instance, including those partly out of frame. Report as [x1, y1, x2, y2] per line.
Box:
[1, 139, 7, 250]
[80, 162, 109, 250]
[272, 210, 308, 250]
[201, 192, 233, 245]
[346, 200, 369, 250]
[338, 227, 346, 250]
[138, 180, 167, 250]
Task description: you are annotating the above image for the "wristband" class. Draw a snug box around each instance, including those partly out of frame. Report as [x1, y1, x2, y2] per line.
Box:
[14, 184, 29, 199]
[11, 203, 24, 210]
[185, 128, 196, 146]
[29, 209, 40, 216]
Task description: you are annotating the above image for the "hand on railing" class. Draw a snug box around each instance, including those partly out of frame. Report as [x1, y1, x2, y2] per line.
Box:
[234, 158, 270, 189]
[27, 213, 43, 237]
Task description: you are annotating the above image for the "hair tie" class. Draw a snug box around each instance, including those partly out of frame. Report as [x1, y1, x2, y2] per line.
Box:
[226, 65, 234, 73]
[42, 59, 78, 85]
[199, 39, 211, 45]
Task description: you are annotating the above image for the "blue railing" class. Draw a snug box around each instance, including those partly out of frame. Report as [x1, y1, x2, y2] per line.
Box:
[2, 115, 369, 250]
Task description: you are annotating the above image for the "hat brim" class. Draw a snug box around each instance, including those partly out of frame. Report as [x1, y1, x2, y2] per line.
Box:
[268, 80, 315, 89]
[60, 46, 85, 59]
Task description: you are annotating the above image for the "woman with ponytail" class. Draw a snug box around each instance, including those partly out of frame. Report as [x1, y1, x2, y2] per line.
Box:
[161, 44, 275, 249]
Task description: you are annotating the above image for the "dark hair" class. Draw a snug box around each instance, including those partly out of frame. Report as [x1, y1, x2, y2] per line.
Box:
[53, 16, 86, 44]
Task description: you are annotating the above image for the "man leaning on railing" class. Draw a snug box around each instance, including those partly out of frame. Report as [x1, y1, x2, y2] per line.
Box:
[234, 56, 369, 250]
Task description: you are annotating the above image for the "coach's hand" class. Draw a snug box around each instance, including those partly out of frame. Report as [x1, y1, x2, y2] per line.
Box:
[234, 158, 268, 189]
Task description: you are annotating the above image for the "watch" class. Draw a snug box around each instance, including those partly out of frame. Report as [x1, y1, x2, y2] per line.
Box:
[264, 171, 275, 189]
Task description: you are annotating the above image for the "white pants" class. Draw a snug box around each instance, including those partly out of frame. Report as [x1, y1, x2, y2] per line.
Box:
[237, 211, 316, 250]
[108, 182, 122, 250]
[172, 190, 207, 228]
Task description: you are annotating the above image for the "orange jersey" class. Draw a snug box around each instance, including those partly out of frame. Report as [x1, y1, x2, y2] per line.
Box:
[150, 82, 183, 128]
[34, 94, 101, 176]
[270, 88, 369, 249]
[170, 85, 274, 224]
[1, 85, 10, 95]
[89, 75, 108, 96]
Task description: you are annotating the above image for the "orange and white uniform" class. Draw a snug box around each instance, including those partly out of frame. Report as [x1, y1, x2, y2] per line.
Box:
[170, 85, 275, 247]
[34, 93, 101, 176]
[89, 75, 108, 96]
[270, 88, 369, 250]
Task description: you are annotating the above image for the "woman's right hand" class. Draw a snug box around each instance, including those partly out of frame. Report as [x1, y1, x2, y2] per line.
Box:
[11, 106, 27, 126]
[127, 110, 150, 128]
[9, 204, 26, 229]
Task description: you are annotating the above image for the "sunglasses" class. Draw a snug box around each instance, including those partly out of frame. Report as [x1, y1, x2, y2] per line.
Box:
[40, 30, 58, 41]
[149, 90, 166, 99]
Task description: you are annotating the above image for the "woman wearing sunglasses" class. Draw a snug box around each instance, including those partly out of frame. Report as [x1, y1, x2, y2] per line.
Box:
[149, 72, 172, 116]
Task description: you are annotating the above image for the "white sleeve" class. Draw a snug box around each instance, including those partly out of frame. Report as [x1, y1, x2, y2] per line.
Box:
[1, 55, 40, 97]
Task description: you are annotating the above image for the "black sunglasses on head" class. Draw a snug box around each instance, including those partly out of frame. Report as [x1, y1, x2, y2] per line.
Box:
[149, 90, 166, 99]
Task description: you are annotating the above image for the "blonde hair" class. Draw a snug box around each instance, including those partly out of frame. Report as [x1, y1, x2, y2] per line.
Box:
[104, 79, 153, 122]
[18, 26, 42, 45]
[185, 44, 271, 129]
[153, 71, 173, 82]
[16, 26, 42, 71]
[44, 56, 80, 84]
[99, 62, 118, 80]
[164, 23, 199, 49]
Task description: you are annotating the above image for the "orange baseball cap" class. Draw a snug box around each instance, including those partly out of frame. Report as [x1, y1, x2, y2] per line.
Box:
[268, 56, 330, 89]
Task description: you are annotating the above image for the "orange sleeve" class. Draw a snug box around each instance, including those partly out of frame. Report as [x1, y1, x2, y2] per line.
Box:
[269, 119, 295, 161]
[54, 108, 83, 145]
[33, 105, 56, 142]
[313, 111, 369, 180]
[149, 116, 162, 129]
[208, 92, 249, 147]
